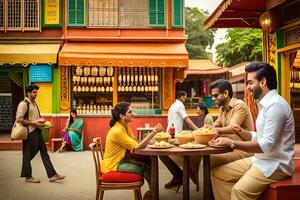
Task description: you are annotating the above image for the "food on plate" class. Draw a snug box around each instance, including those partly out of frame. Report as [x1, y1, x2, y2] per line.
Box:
[44, 121, 52, 126]
[153, 141, 170, 147]
[180, 142, 197, 148]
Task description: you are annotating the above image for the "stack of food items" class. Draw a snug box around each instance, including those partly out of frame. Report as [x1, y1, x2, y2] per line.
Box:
[153, 132, 171, 147]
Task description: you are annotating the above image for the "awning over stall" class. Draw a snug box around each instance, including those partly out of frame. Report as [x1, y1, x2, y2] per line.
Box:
[185, 59, 229, 77]
[0, 44, 60, 65]
[59, 42, 188, 68]
[204, 0, 266, 30]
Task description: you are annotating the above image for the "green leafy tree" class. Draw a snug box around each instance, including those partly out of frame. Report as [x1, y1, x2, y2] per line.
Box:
[216, 28, 262, 67]
[185, 7, 215, 59]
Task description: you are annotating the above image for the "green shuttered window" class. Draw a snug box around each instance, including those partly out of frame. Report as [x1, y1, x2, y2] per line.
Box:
[172, 0, 183, 28]
[149, 0, 165, 27]
[68, 0, 85, 26]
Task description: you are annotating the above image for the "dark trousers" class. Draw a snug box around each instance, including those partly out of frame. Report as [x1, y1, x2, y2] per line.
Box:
[159, 156, 183, 180]
[21, 128, 57, 178]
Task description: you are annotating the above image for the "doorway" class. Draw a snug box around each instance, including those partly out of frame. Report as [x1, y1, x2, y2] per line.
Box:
[0, 71, 24, 140]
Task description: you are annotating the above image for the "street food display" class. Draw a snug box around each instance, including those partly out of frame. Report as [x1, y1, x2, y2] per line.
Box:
[192, 127, 217, 144]
[117, 67, 159, 92]
[72, 66, 113, 114]
[175, 130, 193, 144]
[118, 67, 161, 112]
[154, 132, 170, 142]
[71, 66, 161, 115]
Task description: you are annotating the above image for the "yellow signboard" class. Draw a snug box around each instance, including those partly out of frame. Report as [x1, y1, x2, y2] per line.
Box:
[44, 0, 60, 25]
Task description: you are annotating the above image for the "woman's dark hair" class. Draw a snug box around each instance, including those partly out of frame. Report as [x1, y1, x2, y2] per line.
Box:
[245, 62, 277, 90]
[209, 79, 233, 98]
[69, 108, 77, 126]
[25, 84, 39, 96]
[109, 102, 130, 127]
[176, 90, 187, 99]
[197, 103, 209, 115]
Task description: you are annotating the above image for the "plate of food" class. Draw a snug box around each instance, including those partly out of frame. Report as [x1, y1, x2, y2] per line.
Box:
[40, 121, 54, 129]
[208, 141, 227, 148]
[148, 141, 174, 149]
[179, 142, 207, 149]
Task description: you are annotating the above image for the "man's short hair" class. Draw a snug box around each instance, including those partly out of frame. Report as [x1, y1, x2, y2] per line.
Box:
[25, 84, 39, 95]
[210, 79, 233, 98]
[176, 90, 187, 99]
[245, 61, 277, 90]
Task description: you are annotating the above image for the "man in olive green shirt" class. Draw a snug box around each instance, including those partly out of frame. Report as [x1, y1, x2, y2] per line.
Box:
[209, 79, 254, 168]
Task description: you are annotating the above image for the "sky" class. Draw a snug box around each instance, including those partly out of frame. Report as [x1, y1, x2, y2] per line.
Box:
[185, 0, 227, 61]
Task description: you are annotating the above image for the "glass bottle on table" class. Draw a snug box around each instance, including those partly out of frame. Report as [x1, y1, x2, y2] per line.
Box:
[168, 123, 175, 139]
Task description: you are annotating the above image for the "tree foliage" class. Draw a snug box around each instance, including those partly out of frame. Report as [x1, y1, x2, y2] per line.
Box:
[185, 7, 215, 59]
[216, 28, 262, 67]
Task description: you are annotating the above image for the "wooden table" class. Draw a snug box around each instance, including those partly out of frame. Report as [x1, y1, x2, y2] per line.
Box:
[134, 145, 232, 200]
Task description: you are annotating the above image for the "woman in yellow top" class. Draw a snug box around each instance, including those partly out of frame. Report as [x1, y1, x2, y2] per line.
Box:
[101, 102, 162, 197]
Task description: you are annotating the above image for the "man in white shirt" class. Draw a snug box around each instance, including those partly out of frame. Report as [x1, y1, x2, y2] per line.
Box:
[210, 62, 295, 200]
[161, 90, 198, 189]
[167, 90, 198, 133]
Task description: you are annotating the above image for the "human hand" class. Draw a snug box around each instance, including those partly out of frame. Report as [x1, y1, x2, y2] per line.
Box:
[152, 123, 163, 134]
[202, 124, 210, 128]
[210, 137, 231, 147]
[36, 122, 45, 127]
[36, 118, 45, 123]
[231, 124, 245, 135]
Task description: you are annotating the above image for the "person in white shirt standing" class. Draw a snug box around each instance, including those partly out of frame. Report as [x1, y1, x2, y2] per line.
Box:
[166, 90, 198, 133]
[210, 62, 295, 200]
[160, 90, 198, 189]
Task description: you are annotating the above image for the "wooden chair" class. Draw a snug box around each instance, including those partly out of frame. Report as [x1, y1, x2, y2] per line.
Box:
[89, 137, 144, 200]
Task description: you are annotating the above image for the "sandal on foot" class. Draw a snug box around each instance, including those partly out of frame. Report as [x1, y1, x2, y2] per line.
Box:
[49, 174, 66, 182]
[25, 177, 40, 183]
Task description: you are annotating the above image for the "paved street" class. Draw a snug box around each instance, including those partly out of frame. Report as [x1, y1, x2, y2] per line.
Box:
[0, 151, 204, 200]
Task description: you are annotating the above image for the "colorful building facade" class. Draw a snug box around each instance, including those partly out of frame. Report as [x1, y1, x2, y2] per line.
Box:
[0, 0, 188, 148]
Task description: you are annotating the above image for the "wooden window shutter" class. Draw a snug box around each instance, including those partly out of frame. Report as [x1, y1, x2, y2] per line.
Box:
[149, 0, 165, 27]
[23, 0, 39, 30]
[172, 0, 183, 27]
[7, 0, 22, 30]
[68, 0, 85, 26]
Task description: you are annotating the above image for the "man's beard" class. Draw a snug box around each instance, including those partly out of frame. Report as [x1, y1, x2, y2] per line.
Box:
[218, 98, 226, 107]
[252, 87, 262, 99]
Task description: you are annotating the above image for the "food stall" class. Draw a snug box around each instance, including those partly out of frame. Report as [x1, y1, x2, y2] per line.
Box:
[176, 59, 229, 110]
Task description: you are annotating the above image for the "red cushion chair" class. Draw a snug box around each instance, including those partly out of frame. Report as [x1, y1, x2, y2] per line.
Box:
[90, 137, 144, 200]
[100, 171, 142, 183]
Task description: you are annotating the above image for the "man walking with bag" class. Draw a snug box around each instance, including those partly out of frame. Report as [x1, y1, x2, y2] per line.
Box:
[16, 84, 65, 183]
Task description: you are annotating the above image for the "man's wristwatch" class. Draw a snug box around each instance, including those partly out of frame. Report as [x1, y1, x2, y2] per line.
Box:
[229, 140, 236, 149]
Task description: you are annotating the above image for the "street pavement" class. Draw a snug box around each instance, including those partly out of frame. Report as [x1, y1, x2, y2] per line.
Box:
[0, 151, 204, 200]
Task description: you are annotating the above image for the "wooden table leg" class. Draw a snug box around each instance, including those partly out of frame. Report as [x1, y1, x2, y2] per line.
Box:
[151, 156, 159, 200]
[203, 155, 213, 200]
[183, 156, 190, 200]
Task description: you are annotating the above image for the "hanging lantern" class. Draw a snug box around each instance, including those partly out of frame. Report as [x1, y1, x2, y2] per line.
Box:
[259, 10, 279, 33]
